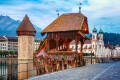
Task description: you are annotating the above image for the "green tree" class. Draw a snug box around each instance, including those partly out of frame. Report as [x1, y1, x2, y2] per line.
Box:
[9, 51, 14, 55]
[3, 51, 9, 56]
[14, 51, 18, 55]
[0, 50, 3, 55]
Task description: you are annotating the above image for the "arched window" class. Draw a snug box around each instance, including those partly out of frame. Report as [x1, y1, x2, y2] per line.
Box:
[93, 35, 95, 39]
[99, 44, 101, 48]
[93, 44, 94, 48]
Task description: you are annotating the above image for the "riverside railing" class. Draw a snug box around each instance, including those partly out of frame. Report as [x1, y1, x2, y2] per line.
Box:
[0, 53, 78, 80]
[0, 52, 98, 80]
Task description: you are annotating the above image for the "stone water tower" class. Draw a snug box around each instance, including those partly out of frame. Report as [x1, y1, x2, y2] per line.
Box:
[16, 15, 36, 60]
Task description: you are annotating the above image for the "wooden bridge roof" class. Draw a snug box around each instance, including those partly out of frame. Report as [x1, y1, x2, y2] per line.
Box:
[41, 13, 88, 36]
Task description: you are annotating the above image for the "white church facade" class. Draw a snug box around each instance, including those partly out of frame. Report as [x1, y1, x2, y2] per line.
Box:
[69, 27, 120, 58]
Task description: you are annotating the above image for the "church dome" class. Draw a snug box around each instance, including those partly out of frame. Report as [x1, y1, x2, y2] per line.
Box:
[99, 29, 103, 34]
[92, 27, 97, 33]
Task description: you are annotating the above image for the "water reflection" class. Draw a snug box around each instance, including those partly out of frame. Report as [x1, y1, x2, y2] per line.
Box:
[0, 59, 18, 80]
[18, 60, 33, 80]
[0, 58, 96, 80]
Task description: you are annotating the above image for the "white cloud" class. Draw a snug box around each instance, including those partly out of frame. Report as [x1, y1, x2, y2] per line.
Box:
[0, 0, 120, 33]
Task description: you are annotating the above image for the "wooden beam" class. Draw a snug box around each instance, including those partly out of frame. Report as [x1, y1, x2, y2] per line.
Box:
[56, 34, 59, 51]
[75, 36, 78, 51]
[80, 38, 84, 65]
[67, 42, 69, 51]
[80, 39, 83, 52]
[47, 40, 50, 52]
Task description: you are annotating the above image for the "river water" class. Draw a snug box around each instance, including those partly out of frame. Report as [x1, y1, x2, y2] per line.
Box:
[0, 58, 96, 80]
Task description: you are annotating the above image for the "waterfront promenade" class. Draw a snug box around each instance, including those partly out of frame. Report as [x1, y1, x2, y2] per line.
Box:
[27, 61, 120, 80]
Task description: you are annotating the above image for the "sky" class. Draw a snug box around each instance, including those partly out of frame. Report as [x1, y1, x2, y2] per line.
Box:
[0, 0, 120, 33]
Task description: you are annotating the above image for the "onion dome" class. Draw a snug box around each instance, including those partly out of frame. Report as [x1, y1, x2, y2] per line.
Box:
[99, 28, 103, 34]
[92, 26, 97, 33]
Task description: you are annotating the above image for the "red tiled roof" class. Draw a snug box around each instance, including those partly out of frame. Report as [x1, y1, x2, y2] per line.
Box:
[84, 37, 91, 44]
[69, 40, 80, 45]
[116, 45, 120, 47]
[0, 36, 7, 40]
[70, 37, 91, 45]
[41, 13, 88, 35]
[104, 44, 115, 49]
[16, 15, 36, 32]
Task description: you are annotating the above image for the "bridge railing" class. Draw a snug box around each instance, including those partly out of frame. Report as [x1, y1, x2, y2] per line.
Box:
[0, 51, 98, 80]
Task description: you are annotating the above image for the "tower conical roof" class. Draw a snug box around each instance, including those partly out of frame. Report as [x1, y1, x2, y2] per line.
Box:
[16, 15, 36, 32]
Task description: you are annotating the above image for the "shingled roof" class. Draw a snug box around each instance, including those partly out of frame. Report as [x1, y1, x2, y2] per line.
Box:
[16, 15, 36, 32]
[41, 13, 88, 35]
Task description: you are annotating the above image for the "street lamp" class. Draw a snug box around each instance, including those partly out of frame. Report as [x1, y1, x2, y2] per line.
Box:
[91, 51, 92, 64]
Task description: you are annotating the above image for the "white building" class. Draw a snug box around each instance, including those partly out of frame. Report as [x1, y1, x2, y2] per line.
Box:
[96, 42, 114, 58]
[0, 36, 41, 52]
[34, 39, 41, 51]
[96, 42, 120, 58]
[69, 39, 92, 53]
[0, 36, 18, 51]
[0, 36, 8, 51]
[69, 27, 104, 55]
[69, 27, 120, 58]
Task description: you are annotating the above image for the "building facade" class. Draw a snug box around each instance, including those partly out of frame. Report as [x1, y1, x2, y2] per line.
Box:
[69, 27, 104, 55]
[0, 36, 40, 52]
[0, 36, 8, 51]
[70, 27, 120, 57]
[0, 36, 18, 51]
[96, 43, 120, 58]
[34, 39, 41, 51]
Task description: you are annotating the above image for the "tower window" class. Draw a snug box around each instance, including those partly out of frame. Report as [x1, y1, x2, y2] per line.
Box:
[93, 35, 95, 39]
[93, 44, 94, 48]
[99, 44, 101, 48]
[72, 46, 74, 49]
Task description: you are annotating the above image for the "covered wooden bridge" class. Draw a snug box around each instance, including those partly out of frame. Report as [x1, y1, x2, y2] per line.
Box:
[37, 12, 89, 65]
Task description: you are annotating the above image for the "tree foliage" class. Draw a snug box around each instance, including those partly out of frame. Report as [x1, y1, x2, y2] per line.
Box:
[83, 53, 94, 56]
[0, 50, 18, 56]
[89, 32, 120, 46]
[103, 32, 120, 46]
[3, 51, 9, 55]
[14, 51, 18, 55]
[0, 51, 2, 55]
[9, 51, 14, 55]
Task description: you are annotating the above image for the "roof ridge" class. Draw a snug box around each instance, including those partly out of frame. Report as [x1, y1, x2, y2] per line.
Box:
[41, 13, 88, 36]
[16, 15, 36, 32]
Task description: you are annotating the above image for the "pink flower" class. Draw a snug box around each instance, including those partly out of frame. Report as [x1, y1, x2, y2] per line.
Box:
[45, 55, 48, 58]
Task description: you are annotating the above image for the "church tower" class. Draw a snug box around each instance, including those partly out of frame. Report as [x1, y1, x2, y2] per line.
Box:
[98, 28, 104, 47]
[91, 26, 97, 55]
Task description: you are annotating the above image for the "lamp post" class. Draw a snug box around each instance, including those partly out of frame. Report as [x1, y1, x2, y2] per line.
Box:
[91, 51, 92, 64]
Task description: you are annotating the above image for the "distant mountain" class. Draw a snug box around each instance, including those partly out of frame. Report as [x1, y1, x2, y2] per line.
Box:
[0, 15, 119, 45]
[0, 15, 45, 40]
[0, 15, 20, 31]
